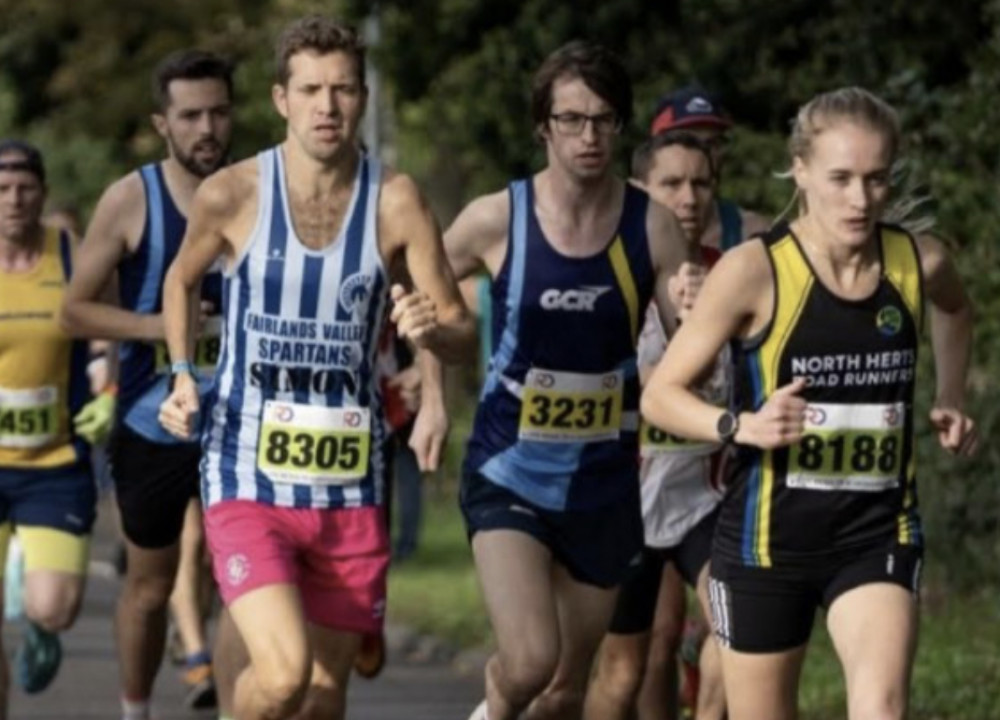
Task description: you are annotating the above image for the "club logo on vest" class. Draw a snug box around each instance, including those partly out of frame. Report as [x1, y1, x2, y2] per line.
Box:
[539, 286, 611, 312]
[876, 305, 903, 337]
[226, 553, 250, 587]
[339, 273, 373, 317]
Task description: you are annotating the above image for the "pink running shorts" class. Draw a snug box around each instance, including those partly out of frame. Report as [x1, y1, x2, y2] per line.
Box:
[205, 500, 390, 634]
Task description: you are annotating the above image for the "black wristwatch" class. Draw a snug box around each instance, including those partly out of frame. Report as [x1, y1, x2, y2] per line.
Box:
[716, 410, 740, 444]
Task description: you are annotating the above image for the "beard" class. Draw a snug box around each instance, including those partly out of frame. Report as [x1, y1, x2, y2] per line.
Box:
[0, 217, 43, 247]
[168, 135, 229, 178]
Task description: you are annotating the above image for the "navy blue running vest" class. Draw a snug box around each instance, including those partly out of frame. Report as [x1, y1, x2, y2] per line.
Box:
[464, 179, 656, 511]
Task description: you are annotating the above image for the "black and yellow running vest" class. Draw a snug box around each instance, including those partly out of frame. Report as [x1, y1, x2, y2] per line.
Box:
[718, 222, 923, 568]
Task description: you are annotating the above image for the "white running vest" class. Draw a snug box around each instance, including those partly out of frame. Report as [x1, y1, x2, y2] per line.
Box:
[637, 305, 724, 547]
[200, 148, 389, 510]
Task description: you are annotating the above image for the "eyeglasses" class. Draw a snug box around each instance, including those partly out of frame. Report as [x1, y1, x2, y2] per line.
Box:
[548, 112, 622, 136]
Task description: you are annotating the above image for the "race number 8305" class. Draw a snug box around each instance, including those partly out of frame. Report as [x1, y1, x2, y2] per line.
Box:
[256, 402, 371, 484]
[259, 427, 367, 473]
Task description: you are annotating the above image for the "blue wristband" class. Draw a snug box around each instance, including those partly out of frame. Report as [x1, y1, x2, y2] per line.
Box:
[169, 360, 198, 378]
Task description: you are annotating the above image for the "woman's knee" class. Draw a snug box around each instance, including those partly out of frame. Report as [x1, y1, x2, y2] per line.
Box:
[848, 687, 908, 720]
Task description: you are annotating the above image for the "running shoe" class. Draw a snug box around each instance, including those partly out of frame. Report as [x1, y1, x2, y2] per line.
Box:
[181, 662, 218, 709]
[14, 622, 62, 694]
[353, 631, 386, 679]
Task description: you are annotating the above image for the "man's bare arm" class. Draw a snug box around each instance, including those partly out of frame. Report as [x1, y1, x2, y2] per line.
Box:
[162, 169, 243, 370]
[442, 189, 510, 281]
[413, 188, 510, 405]
[383, 172, 475, 363]
[157, 167, 248, 441]
[61, 174, 159, 340]
[647, 199, 700, 332]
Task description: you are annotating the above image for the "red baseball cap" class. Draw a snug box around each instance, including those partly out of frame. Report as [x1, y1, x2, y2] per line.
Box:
[650, 86, 732, 136]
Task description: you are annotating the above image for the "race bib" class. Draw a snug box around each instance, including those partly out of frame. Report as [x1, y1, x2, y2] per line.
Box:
[257, 402, 370, 485]
[518, 368, 623, 443]
[639, 419, 716, 458]
[0, 386, 58, 449]
[155, 316, 223, 375]
[787, 402, 905, 492]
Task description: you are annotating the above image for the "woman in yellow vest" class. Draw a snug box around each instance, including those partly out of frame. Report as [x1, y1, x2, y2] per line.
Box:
[641, 89, 976, 720]
[0, 139, 113, 705]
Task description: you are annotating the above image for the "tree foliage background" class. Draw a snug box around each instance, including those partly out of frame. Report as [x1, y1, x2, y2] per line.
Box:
[2, 0, 997, 586]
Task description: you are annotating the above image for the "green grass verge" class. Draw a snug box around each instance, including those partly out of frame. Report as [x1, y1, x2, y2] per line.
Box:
[387, 490, 491, 648]
[388, 496, 1000, 717]
[799, 588, 1000, 719]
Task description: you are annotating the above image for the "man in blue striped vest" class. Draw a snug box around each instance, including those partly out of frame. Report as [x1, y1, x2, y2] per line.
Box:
[157, 16, 474, 720]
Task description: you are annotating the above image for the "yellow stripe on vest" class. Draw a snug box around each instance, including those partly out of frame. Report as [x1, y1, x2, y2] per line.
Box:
[608, 235, 640, 343]
[882, 227, 922, 545]
[881, 228, 923, 331]
[753, 235, 815, 567]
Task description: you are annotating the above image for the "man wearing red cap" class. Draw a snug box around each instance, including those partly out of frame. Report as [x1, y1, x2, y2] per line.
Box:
[649, 86, 769, 250]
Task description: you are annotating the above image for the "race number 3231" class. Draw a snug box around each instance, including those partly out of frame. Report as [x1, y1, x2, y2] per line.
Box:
[518, 368, 623, 443]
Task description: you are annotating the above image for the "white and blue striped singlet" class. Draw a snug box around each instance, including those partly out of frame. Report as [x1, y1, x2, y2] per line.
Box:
[200, 148, 389, 510]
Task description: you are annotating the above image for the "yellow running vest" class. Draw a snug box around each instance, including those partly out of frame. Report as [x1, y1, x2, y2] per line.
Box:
[0, 227, 88, 468]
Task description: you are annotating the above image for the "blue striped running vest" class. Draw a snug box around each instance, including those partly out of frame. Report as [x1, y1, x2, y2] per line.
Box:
[200, 148, 389, 510]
